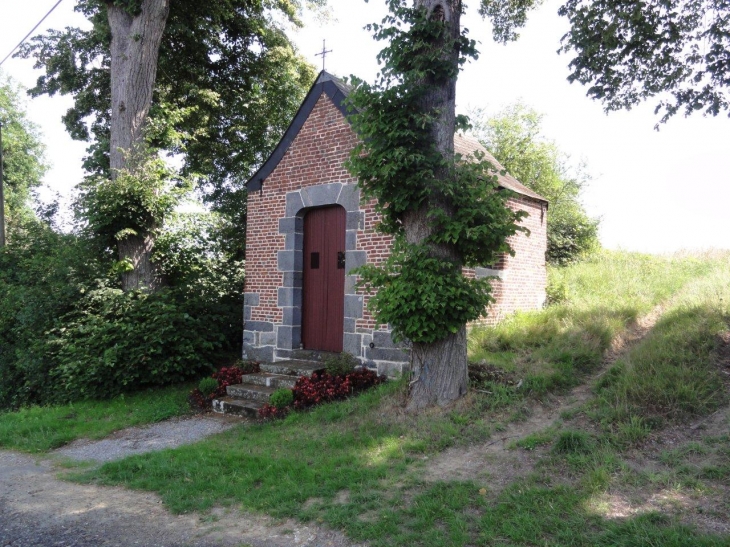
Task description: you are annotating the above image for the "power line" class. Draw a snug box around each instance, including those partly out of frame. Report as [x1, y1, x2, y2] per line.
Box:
[0, 0, 64, 68]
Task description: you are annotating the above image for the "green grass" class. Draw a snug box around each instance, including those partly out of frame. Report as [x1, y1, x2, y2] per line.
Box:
[468, 250, 724, 397]
[75, 383, 729, 547]
[592, 259, 730, 442]
[0, 383, 192, 452]
[26, 250, 730, 546]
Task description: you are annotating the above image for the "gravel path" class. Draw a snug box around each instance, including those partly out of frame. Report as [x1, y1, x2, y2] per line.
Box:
[0, 416, 359, 546]
[0, 446, 359, 547]
[55, 416, 237, 463]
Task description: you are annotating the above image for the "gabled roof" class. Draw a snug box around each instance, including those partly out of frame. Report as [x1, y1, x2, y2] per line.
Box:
[247, 71, 548, 204]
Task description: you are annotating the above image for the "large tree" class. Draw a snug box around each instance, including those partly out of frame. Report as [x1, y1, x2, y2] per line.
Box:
[20, 0, 318, 289]
[348, 0, 524, 410]
[481, 0, 730, 123]
[470, 102, 600, 265]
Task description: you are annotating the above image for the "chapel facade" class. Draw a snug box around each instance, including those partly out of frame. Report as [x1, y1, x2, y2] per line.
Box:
[242, 72, 548, 376]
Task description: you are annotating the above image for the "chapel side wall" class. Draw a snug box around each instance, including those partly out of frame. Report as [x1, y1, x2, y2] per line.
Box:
[471, 195, 548, 326]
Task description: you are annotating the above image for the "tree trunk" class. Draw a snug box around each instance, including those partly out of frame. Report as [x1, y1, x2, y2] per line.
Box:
[107, 0, 170, 291]
[409, 327, 469, 411]
[406, 0, 466, 411]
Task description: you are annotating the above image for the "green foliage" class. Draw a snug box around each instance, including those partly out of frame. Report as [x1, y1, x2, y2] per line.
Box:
[470, 102, 600, 265]
[0, 76, 48, 225]
[323, 352, 358, 377]
[0, 220, 105, 409]
[198, 377, 218, 398]
[77, 152, 190, 250]
[477, 0, 729, 124]
[269, 388, 294, 410]
[0, 210, 244, 409]
[558, 0, 730, 123]
[153, 211, 245, 297]
[47, 282, 238, 401]
[347, 1, 523, 343]
[359, 241, 496, 343]
[18, 0, 317, 189]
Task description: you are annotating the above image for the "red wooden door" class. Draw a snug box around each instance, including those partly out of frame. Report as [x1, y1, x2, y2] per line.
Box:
[302, 206, 346, 352]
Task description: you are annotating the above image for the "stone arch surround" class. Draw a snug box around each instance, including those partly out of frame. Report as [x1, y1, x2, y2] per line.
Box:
[243, 182, 370, 363]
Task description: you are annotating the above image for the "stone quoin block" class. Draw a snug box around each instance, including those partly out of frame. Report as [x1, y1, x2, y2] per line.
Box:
[276, 326, 301, 349]
[343, 333, 362, 357]
[301, 183, 342, 207]
[282, 306, 302, 327]
[344, 294, 364, 319]
[336, 184, 361, 211]
[285, 191, 304, 218]
[279, 217, 303, 235]
[344, 251, 367, 274]
[244, 321, 274, 333]
[277, 287, 302, 308]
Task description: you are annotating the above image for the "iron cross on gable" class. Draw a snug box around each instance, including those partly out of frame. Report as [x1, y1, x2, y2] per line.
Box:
[315, 39, 332, 71]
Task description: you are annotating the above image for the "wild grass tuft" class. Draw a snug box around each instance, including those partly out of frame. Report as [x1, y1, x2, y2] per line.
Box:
[469, 250, 719, 399]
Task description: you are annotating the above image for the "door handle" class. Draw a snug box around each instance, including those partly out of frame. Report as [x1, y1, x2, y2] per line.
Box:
[337, 251, 346, 269]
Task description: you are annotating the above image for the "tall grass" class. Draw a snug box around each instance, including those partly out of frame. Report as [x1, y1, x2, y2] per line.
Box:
[468, 251, 723, 395]
[594, 259, 730, 439]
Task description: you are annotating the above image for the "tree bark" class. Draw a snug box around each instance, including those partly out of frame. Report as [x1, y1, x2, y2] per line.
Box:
[107, 0, 170, 291]
[406, 0, 468, 411]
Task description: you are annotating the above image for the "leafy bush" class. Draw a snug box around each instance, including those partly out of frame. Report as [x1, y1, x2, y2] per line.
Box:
[198, 377, 218, 398]
[0, 220, 105, 409]
[293, 368, 386, 410]
[258, 368, 386, 419]
[211, 362, 258, 398]
[324, 352, 358, 376]
[47, 285, 241, 401]
[269, 388, 294, 409]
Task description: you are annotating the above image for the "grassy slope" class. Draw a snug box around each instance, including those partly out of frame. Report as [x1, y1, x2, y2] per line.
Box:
[63, 250, 730, 546]
[0, 384, 192, 452]
[1, 251, 726, 545]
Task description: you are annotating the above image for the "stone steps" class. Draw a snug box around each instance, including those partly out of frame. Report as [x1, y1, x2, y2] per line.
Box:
[212, 360, 324, 418]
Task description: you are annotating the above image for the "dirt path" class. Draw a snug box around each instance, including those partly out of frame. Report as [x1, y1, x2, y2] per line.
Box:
[423, 304, 667, 487]
[0, 450, 359, 547]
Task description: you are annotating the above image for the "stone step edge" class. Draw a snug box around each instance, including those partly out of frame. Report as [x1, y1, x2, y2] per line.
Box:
[241, 372, 298, 388]
[212, 397, 264, 418]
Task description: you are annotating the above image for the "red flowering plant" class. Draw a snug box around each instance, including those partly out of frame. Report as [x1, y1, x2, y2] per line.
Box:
[292, 367, 386, 411]
[189, 361, 260, 411]
[259, 367, 385, 419]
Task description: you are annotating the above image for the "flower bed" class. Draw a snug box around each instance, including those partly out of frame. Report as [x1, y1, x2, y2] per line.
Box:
[258, 367, 386, 418]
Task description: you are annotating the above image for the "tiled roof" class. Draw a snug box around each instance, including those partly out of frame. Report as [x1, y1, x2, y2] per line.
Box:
[453, 134, 547, 203]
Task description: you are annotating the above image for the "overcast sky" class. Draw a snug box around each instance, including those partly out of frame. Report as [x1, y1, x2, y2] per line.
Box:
[1, 0, 729, 253]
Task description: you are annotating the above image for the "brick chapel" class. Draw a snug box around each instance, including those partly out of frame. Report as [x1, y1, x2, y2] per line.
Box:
[242, 72, 549, 377]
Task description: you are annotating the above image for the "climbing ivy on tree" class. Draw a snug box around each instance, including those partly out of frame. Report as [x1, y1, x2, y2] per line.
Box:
[347, 0, 525, 408]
